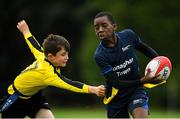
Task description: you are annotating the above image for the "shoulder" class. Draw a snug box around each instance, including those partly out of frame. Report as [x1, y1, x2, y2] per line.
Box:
[94, 49, 102, 61]
[117, 29, 141, 45]
[40, 60, 54, 72]
[94, 43, 102, 56]
[117, 29, 136, 37]
[94, 46, 106, 63]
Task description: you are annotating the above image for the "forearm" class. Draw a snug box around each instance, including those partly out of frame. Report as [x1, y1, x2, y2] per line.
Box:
[104, 71, 142, 88]
[88, 85, 96, 94]
[58, 74, 89, 93]
[55, 75, 105, 96]
[23, 33, 44, 59]
[17, 20, 39, 47]
[24, 32, 33, 39]
[111, 78, 142, 89]
[137, 42, 159, 59]
[17, 20, 44, 59]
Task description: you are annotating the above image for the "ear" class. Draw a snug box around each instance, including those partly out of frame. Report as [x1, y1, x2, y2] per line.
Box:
[113, 24, 118, 31]
[47, 53, 55, 61]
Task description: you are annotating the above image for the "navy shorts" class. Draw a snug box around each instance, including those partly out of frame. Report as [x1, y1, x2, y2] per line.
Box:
[1, 90, 50, 118]
[107, 87, 148, 118]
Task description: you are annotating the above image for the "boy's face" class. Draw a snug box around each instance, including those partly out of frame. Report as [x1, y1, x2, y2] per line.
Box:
[48, 47, 69, 67]
[94, 16, 117, 41]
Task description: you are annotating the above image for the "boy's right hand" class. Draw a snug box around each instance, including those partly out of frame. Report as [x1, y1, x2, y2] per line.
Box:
[140, 68, 163, 84]
[17, 20, 30, 36]
[88, 85, 106, 97]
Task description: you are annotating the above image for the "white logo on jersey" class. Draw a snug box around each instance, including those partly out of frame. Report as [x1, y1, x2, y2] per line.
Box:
[117, 68, 131, 76]
[133, 99, 143, 105]
[122, 45, 130, 52]
[113, 58, 133, 71]
[113, 58, 133, 77]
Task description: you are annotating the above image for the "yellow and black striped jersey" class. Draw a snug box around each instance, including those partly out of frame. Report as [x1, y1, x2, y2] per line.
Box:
[8, 33, 89, 98]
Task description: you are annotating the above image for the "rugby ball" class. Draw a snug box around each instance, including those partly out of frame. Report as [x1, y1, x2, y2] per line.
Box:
[145, 56, 172, 80]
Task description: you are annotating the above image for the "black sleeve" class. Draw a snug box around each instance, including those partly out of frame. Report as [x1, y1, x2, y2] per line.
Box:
[104, 70, 142, 89]
[27, 36, 43, 52]
[136, 42, 159, 59]
[59, 74, 84, 89]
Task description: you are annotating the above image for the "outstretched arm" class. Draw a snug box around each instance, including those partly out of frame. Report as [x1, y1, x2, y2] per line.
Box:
[104, 69, 163, 89]
[17, 20, 44, 60]
[136, 41, 159, 59]
[50, 74, 106, 97]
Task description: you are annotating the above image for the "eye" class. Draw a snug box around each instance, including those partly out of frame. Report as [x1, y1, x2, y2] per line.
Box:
[61, 51, 69, 56]
[102, 23, 108, 28]
[95, 25, 99, 30]
[61, 52, 67, 56]
[61, 53, 66, 56]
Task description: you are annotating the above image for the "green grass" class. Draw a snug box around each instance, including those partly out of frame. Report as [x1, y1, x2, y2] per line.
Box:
[1, 107, 179, 118]
[52, 107, 180, 118]
[149, 109, 180, 118]
[52, 106, 107, 118]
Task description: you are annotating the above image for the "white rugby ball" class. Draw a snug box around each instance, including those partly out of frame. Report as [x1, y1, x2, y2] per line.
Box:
[145, 56, 172, 80]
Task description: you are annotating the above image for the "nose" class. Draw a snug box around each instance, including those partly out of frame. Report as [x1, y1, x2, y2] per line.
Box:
[65, 55, 69, 60]
[99, 26, 103, 32]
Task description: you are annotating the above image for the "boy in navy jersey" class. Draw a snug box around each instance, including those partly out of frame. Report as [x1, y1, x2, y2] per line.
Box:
[93, 11, 163, 118]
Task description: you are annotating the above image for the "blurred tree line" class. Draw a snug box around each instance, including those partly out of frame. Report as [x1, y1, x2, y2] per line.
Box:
[0, 0, 179, 111]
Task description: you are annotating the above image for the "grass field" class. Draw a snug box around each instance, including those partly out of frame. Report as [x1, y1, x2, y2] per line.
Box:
[0, 106, 179, 118]
[52, 107, 180, 118]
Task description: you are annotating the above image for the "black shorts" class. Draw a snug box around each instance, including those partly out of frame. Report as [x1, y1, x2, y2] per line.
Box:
[1, 90, 50, 118]
[107, 87, 148, 118]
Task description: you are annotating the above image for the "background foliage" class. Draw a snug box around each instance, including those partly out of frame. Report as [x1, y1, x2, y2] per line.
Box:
[0, 0, 179, 114]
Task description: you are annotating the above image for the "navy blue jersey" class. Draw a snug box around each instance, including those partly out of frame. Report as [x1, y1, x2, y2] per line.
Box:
[94, 29, 158, 102]
[94, 29, 158, 116]
[94, 28, 158, 102]
[94, 29, 141, 82]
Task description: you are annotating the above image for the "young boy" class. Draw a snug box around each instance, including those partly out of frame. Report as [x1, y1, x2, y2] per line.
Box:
[93, 11, 162, 118]
[0, 20, 106, 118]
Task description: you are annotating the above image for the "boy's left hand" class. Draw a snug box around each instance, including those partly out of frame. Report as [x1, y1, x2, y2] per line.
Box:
[17, 20, 31, 36]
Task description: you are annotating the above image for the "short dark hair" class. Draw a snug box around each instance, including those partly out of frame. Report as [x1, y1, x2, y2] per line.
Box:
[42, 34, 70, 56]
[94, 11, 115, 24]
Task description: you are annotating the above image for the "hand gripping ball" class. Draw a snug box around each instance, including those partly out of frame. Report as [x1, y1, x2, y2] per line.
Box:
[145, 56, 172, 80]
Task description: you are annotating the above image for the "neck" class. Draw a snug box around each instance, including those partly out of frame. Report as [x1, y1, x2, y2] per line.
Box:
[103, 35, 117, 47]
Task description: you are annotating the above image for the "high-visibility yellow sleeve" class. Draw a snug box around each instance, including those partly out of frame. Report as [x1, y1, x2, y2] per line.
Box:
[23, 33, 44, 60]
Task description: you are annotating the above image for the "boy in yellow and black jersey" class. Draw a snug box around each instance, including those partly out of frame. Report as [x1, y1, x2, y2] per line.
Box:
[0, 20, 106, 118]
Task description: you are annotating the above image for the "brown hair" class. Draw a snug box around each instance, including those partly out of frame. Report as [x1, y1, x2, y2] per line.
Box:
[42, 34, 70, 56]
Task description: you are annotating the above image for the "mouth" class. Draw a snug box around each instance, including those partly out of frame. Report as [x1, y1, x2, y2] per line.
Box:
[98, 32, 106, 39]
[60, 62, 67, 67]
[63, 61, 67, 64]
